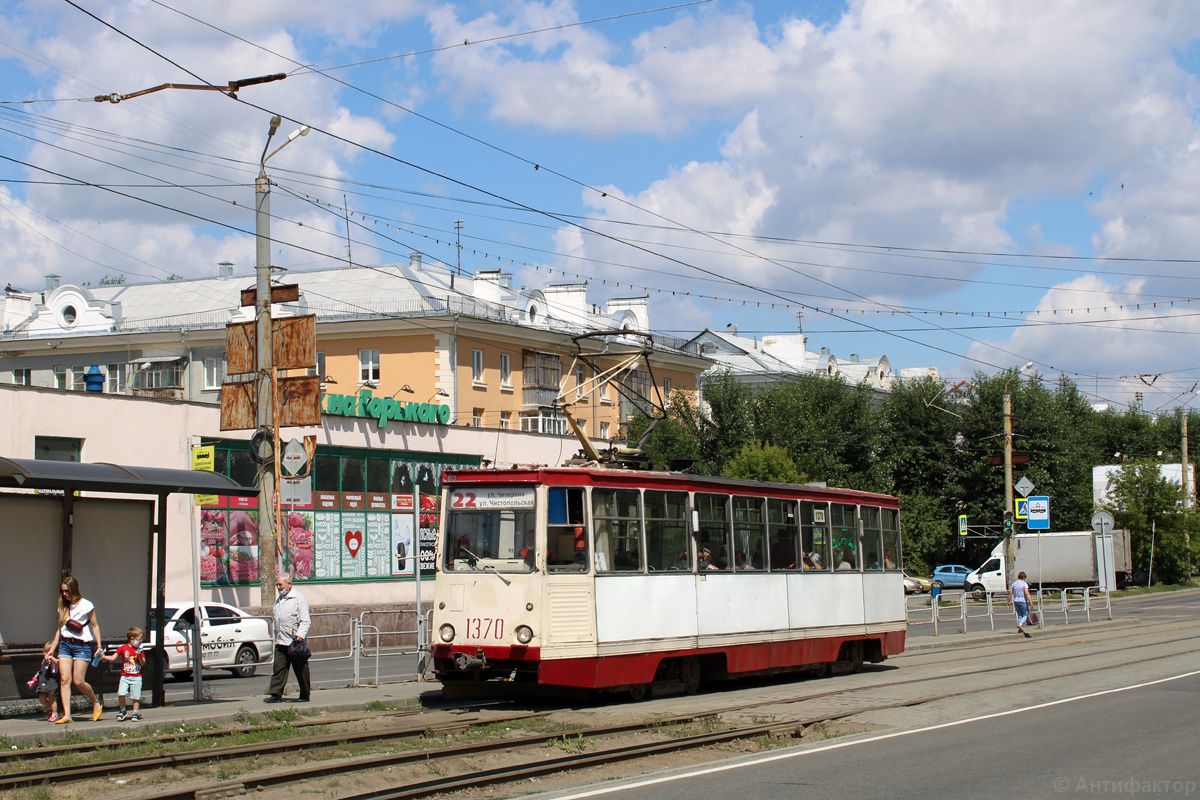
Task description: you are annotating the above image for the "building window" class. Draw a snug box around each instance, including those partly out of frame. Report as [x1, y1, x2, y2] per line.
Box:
[520, 409, 567, 435]
[472, 407, 484, 427]
[54, 366, 67, 390]
[600, 381, 610, 402]
[359, 349, 380, 384]
[500, 353, 511, 388]
[663, 378, 671, 408]
[308, 352, 327, 383]
[600, 422, 610, 439]
[55, 365, 86, 391]
[132, 361, 183, 390]
[499, 411, 511, 430]
[203, 357, 226, 390]
[106, 363, 125, 394]
[576, 365, 586, 400]
[523, 351, 561, 388]
[12, 368, 31, 386]
[472, 349, 484, 384]
[35, 435, 82, 462]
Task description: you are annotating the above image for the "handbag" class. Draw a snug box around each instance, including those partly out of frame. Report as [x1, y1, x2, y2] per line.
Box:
[287, 640, 311, 662]
[65, 618, 85, 635]
[1027, 611, 1040, 626]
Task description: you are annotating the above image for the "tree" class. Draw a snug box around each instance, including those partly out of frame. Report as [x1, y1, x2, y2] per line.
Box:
[1103, 462, 1197, 584]
[721, 442, 806, 484]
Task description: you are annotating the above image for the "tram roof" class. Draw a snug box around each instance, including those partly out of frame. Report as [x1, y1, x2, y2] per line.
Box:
[441, 467, 899, 505]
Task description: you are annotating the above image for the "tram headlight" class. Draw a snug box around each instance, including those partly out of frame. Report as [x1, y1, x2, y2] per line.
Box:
[515, 625, 534, 645]
[439, 624, 455, 643]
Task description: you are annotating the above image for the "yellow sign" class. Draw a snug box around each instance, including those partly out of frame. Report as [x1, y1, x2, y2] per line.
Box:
[1015, 498, 1029, 521]
[192, 445, 218, 506]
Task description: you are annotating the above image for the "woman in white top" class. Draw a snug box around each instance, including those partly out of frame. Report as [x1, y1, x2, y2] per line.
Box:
[48, 576, 103, 723]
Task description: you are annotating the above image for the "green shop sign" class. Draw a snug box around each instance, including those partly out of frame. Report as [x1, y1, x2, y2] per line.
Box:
[321, 390, 451, 428]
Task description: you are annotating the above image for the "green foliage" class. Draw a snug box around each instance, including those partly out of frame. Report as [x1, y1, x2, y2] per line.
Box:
[1103, 462, 1199, 584]
[99, 274, 127, 285]
[633, 366, 1200, 574]
[721, 442, 806, 484]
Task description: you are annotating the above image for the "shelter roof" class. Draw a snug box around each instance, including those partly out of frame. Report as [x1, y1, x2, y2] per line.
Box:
[0, 456, 258, 496]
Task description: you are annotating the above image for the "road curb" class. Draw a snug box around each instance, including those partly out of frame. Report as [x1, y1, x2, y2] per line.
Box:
[903, 618, 1141, 652]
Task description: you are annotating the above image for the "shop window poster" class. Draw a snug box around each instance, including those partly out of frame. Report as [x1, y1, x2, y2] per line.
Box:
[199, 502, 259, 586]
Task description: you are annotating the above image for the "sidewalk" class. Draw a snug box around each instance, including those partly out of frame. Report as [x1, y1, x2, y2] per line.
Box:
[904, 616, 1140, 652]
[0, 681, 438, 747]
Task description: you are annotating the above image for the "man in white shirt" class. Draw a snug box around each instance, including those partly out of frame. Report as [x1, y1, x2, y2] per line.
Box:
[265, 574, 311, 703]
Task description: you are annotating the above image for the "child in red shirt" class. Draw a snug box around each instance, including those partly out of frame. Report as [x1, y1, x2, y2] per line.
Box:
[102, 626, 145, 721]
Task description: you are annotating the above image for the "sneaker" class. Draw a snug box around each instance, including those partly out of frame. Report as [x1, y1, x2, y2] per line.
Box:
[130, 712, 141, 721]
[48, 712, 58, 723]
[116, 710, 127, 721]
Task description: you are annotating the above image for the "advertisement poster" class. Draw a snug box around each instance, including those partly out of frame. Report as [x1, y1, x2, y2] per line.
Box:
[286, 510, 316, 581]
[365, 513, 391, 577]
[313, 511, 340, 580]
[391, 514, 415, 576]
[341, 512, 367, 579]
[199, 505, 260, 586]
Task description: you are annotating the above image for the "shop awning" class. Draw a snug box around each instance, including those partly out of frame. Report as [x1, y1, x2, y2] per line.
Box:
[0, 456, 258, 496]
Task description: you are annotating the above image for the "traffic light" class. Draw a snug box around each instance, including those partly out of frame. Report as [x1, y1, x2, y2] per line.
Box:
[1004, 510, 1014, 534]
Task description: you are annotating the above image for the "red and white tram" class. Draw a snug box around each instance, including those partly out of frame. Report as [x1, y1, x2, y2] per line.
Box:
[431, 467, 906, 697]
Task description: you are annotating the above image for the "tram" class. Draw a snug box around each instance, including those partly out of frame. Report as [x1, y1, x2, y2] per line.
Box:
[430, 467, 906, 697]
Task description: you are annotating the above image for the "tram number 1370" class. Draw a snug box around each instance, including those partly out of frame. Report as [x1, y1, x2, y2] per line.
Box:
[465, 617, 505, 640]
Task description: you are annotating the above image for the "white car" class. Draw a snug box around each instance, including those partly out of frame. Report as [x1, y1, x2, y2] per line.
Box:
[147, 602, 273, 679]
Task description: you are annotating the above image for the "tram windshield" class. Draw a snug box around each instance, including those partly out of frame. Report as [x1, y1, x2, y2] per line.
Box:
[444, 486, 538, 573]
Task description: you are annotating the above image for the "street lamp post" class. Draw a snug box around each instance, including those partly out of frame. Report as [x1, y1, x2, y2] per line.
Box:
[1003, 362, 1034, 581]
[255, 115, 309, 606]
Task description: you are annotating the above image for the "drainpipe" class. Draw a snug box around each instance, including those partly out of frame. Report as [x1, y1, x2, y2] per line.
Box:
[449, 314, 459, 424]
[181, 330, 192, 400]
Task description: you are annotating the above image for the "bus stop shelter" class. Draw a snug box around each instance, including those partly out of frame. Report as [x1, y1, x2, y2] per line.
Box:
[0, 456, 258, 706]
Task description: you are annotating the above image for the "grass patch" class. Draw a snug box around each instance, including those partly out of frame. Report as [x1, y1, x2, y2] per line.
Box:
[263, 709, 303, 723]
[1110, 581, 1197, 598]
[11, 782, 53, 800]
[667, 715, 726, 739]
[548, 734, 590, 754]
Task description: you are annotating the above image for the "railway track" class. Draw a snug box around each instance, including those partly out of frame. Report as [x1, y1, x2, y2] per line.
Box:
[4, 618, 1196, 799]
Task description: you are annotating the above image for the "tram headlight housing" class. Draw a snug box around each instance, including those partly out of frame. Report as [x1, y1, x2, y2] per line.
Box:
[515, 625, 534, 645]
[439, 624, 455, 643]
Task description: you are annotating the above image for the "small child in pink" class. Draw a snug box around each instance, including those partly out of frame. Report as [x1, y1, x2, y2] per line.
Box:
[101, 626, 145, 720]
[27, 642, 61, 722]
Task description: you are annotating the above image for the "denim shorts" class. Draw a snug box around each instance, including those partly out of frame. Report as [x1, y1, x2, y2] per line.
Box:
[118, 675, 143, 698]
[58, 638, 93, 661]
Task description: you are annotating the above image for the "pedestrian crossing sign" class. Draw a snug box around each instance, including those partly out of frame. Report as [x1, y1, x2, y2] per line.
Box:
[1015, 498, 1029, 521]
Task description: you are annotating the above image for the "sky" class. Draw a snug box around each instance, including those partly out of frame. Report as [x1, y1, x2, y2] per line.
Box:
[5, 0, 1200, 413]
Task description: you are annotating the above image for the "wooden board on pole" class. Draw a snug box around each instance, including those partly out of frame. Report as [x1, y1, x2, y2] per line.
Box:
[225, 314, 316, 375]
[240, 283, 300, 307]
[220, 380, 256, 431]
[277, 375, 321, 426]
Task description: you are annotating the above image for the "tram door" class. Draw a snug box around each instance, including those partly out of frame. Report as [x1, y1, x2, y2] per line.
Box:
[543, 487, 594, 646]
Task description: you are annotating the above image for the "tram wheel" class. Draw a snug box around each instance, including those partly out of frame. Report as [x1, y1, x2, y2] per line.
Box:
[680, 657, 701, 695]
[628, 684, 649, 702]
[850, 642, 865, 674]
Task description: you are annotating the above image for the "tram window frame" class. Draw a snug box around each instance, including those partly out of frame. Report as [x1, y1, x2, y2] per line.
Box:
[800, 501, 831, 570]
[547, 486, 589, 572]
[766, 498, 799, 571]
[443, 490, 538, 574]
[593, 488, 643, 573]
[733, 496, 767, 570]
[831, 503, 860, 571]
[695, 493, 731, 571]
[861, 505, 885, 571]
[644, 490, 690, 572]
[881, 507, 900, 569]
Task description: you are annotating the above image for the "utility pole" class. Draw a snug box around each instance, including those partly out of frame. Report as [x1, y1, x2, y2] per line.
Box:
[1184, 412, 1193, 564]
[1002, 362, 1033, 579]
[256, 116, 280, 607]
[454, 219, 463, 275]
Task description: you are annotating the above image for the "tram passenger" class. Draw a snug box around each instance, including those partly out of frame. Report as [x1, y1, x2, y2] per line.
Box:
[520, 531, 536, 568]
[734, 550, 755, 570]
[698, 548, 719, 570]
[866, 552, 880, 570]
[835, 552, 856, 570]
[572, 521, 587, 564]
[802, 552, 818, 570]
[884, 550, 896, 569]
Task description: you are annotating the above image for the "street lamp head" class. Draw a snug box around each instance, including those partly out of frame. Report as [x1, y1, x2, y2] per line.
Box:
[1020, 361, 1033, 371]
[288, 125, 310, 142]
[268, 115, 281, 136]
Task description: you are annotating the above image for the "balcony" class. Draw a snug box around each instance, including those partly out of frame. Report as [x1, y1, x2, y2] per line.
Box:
[522, 386, 558, 408]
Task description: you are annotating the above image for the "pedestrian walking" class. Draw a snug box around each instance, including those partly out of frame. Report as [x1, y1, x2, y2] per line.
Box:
[265, 573, 311, 703]
[49, 576, 104, 722]
[1008, 570, 1034, 638]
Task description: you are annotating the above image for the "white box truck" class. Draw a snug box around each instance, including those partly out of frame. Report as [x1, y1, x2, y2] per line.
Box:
[964, 529, 1132, 598]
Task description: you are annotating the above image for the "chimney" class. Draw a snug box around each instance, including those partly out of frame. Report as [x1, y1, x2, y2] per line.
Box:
[46, 274, 61, 292]
[218, 261, 234, 279]
[409, 252, 423, 270]
[821, 347, 830, 356]
[110, 301, 123, 325]
[851, 354, 859, 363]
[726, 323, 737, 336]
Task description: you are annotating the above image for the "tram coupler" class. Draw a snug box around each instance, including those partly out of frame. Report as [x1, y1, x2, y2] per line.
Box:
[452, 650, 488, 672]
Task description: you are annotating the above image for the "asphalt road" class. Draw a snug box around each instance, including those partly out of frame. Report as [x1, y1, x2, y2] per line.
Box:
[544, 670, 1200, 800]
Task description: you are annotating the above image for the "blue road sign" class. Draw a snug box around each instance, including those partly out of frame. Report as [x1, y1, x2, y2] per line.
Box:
[1027, 496, 1050, 530]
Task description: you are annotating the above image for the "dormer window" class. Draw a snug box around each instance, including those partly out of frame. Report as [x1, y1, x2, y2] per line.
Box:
[62, 305, 77, 325]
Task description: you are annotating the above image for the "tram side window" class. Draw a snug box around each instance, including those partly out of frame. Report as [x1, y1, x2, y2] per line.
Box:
[695, 493, 730, 571]
[862, 506, 884, 571]
[831, 503, 859, 571]
[881, 508, 900, 569]
[593, 489, 643, 572]
[767, 499, 799, 571]
[801, 501, 830, 570]
[548, 487, 589, 572]
[733, 496, 767, 570]
[645, 490, 690, 571]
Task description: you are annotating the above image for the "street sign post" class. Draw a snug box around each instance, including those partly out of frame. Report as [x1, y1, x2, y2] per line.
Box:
[1027, 496, 1050, 530]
